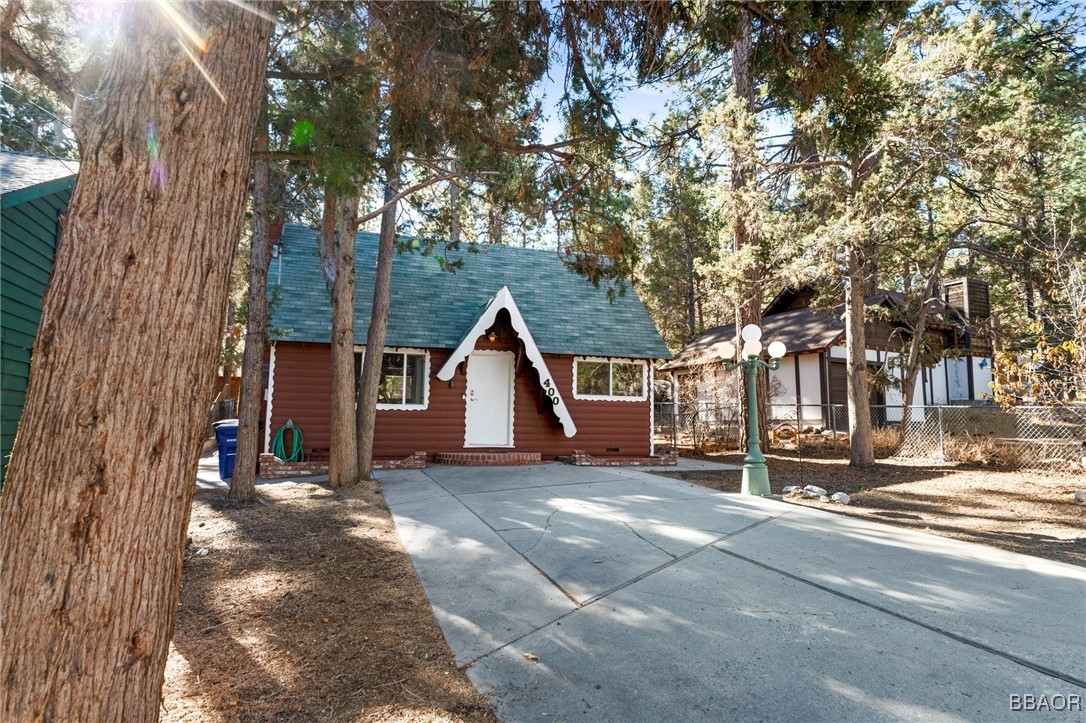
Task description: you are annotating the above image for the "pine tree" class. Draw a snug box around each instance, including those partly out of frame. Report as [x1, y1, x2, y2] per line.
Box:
[0, 2, 272, 717]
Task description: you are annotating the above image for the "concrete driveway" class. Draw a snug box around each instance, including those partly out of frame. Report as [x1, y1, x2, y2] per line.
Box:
[379, 463, 1086, 722]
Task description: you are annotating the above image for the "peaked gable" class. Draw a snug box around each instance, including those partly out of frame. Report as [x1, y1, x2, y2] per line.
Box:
[435, 286, 576, 437]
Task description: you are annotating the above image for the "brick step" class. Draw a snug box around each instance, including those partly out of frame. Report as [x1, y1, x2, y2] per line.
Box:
[434, 451, 543, 466]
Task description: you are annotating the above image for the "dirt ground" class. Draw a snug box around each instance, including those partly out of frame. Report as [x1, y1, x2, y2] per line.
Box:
[656, 452, 1086, 567]
[161, 481, 496, 723]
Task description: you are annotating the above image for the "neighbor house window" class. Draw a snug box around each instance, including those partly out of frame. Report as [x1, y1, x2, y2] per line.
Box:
[573, 358, 647, 401]
[355, 348, 430, 410]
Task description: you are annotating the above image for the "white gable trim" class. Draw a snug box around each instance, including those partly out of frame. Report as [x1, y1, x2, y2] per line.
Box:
[436, 286, 577, 438]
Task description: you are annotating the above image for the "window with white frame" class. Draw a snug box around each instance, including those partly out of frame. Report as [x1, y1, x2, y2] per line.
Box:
[355, 348, 430, 410]
[573, 357, 647, 401]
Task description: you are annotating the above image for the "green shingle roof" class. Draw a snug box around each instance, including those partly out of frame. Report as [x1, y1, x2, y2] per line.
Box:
[269, 225, 670, 359]
[0, 151, 78, 207]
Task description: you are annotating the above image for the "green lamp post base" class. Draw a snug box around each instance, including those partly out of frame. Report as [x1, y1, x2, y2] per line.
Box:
[719, 326, 786, 497]
[741, 460, 772, 496]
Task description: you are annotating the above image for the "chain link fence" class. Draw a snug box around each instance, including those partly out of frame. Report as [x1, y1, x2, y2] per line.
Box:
[654, 400, 1086, 474]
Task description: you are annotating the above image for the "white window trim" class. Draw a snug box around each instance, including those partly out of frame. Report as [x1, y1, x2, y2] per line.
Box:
[367, 346, 431, 411]
[572, 357, 648, 402]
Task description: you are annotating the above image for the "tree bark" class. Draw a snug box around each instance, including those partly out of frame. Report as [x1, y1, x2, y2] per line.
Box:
[731, 9, 769, 451]
[845, 245, 876, 466]
[449, 164, 461, 246]
[232, 127, 273, 503]
[683, 224, 696, 339]
[898, 242, 952, 430]
[326, 190, 360, 488]
[357, 156, 401, 479]
[0, 3, 271, 719]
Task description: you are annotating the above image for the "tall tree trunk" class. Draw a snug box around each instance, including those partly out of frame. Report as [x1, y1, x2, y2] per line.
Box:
[899, 238, 952, 431]
[231, 130, 272, 503]
[0, 4, 271, 719]
[326, 190, 360, 488]
[490, 205, 504, 246]
[731, 9, 769, 450]
[846, 244, 876, 466]
[449, 163, 461, 246]
[683, 225, 696, 339]
[357, 156, 401, 479]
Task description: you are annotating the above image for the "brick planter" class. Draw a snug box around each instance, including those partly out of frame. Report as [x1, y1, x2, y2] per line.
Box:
[257, 451, 427, 479]
[258, 454, 329, 480]
[373, 452, 428, 470]
[563, 449, 679, 467]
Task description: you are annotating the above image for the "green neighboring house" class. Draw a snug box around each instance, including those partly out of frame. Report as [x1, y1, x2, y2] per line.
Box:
[1, 151, 78, 483]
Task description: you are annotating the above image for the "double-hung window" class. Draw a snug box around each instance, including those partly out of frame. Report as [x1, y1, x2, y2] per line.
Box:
[573, 358, 647, 401]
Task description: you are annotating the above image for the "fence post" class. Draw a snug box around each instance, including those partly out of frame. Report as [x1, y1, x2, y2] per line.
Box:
[794, 402, 800, 453]
[937, 405, 945, 460]
[671, 403, 677, 451]
[831, 404, 837, 449]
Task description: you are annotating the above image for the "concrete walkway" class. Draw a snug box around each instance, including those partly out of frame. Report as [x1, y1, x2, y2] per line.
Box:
[380, 463, 1086, 722]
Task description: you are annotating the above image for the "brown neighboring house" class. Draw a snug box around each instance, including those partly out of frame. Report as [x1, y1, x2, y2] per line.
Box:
[261, 225, 671, 463]
[661, 281, 994, 427]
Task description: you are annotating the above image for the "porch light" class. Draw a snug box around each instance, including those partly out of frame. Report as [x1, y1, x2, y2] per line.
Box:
[719, 324, 787, 496]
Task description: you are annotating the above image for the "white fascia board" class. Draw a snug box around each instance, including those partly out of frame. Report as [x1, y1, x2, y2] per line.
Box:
[435, 286, 578, 437]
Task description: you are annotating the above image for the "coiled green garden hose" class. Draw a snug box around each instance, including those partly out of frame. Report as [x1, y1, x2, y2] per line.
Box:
[271, 419, 304, 463]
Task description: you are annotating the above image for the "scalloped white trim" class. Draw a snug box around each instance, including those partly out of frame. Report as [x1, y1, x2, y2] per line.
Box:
[572, 357, 648, 402]
[436, 286, 577, 437]
[649, 363, 655, 455]
[263, 342, 276, 453]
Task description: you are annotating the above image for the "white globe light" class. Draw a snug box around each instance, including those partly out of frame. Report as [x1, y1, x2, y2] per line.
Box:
[741, 324, 762, 342]
[714, 341, 736, 360]
[742, 339, 762, 358]
[768, 340, 787, 359]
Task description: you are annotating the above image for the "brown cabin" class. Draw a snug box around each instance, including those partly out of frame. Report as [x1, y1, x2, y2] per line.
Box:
[260, 226, 671, 464]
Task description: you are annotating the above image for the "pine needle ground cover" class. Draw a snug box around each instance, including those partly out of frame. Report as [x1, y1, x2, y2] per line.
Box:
[162, 482, 495, 723]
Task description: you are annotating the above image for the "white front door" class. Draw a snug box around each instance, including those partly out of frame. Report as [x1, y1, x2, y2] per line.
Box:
[465, 350, 514, 447]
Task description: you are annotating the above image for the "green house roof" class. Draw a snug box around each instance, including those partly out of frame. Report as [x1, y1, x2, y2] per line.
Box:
[0, 151, 78, 208]
[269, 225, 670, 360]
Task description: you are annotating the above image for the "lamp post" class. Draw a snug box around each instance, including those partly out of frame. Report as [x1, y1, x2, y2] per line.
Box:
[716, 324, 787, 496]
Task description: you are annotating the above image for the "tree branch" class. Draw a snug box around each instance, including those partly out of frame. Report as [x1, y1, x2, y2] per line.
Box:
[975, 217, 1029, 234]
[250, 150, 317, 162]
[481, 135, 596, 161]
[770, 158, 851, 172]
[950, 240, 1019, 266]
[265, 65, 369, 81]
[353, 172, 458, 227]
[1, 2, 75, 102]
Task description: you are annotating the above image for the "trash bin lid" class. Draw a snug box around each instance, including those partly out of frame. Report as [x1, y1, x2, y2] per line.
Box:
[213, 418, 239, 427]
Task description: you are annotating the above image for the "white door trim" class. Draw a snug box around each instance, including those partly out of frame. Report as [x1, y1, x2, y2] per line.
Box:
[464, 350, 514, 448]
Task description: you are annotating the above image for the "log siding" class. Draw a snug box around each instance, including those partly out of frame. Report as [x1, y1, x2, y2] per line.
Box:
[267, 340, 653, 461]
